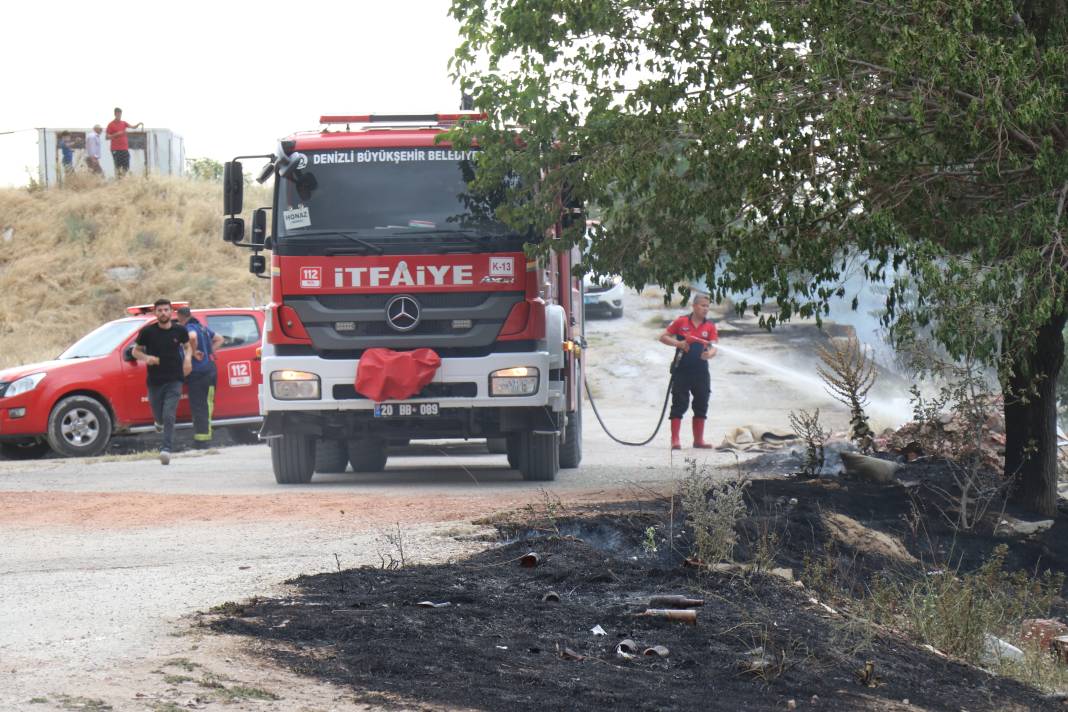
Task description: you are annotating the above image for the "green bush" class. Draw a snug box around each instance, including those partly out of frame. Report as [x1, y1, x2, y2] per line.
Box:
[866, 545, 1063, 663]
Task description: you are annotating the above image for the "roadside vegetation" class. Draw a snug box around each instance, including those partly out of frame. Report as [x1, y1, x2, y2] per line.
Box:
[0, 175, 268, 368]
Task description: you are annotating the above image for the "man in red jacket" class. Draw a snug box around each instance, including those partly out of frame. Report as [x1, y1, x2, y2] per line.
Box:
[106, 107, 143, 176]
[659, 294, 718, 449]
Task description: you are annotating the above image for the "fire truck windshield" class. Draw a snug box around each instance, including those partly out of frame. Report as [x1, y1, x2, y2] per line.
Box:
[275, 149, 521, 248]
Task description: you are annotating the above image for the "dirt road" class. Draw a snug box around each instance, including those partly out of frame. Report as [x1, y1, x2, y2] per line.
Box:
[0, 289, 861, 710]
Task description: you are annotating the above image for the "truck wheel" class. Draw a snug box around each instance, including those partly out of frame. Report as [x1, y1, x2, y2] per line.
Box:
[348, 438, 388, 473]
[0, 438, 50, 460]
[559, 403, 583, 469]
[46, 395, 112, 458]
[270, 434, 315, 484]
[520, 431, 559, 482]
[315, 438, 349, 473]
[487, 437, 508, 454]
[505, 434, 524, 470]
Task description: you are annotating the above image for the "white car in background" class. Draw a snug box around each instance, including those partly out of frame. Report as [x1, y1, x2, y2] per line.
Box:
[582, 273, 625, 319]
[581, 221, 624, 319]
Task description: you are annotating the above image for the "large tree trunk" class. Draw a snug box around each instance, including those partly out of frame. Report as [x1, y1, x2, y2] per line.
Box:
[1004, 310, 1067, 517]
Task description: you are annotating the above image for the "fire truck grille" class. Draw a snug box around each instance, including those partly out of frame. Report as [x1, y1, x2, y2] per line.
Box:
[333, 382, 478, 400]
[286, 291, 525, 351]
[315, 293, 489, 309]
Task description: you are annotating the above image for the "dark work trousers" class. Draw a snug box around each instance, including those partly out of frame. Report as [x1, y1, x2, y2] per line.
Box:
[670, 368, 711, 419]
[187, 362, 218, 444]
[112, 149, 130, 174]
[147, 380, 183, 452]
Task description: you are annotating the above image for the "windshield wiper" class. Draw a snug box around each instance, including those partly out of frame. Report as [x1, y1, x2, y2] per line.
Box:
[395, 228, 513, 252]
[287, 230, 384, 255]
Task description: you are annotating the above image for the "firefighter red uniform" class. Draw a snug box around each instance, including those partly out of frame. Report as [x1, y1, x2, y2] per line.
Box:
[663, 313, 718, 449]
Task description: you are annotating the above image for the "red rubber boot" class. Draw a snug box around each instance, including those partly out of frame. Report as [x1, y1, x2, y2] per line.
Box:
[670, 418, 682, 450]
[693, 418, 713, 449]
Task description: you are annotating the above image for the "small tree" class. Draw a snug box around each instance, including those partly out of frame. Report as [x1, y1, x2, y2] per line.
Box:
[817, 338, 876, 453]
[186, 157, 223, 182]
[789, 408, 830, 478]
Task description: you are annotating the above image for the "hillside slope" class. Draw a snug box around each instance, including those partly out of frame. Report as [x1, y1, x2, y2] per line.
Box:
[0, 176, 269, 368]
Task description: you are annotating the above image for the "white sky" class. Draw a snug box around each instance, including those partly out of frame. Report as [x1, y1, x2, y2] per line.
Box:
[0, 0, 462, 186]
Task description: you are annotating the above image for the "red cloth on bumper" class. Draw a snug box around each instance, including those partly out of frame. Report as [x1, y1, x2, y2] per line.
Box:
[355, 348, 441, 402]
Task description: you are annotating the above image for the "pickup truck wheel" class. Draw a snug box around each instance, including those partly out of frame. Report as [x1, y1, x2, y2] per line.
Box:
[486, 437, 508, 454]
[559, 402, 583, 469]
[46, 396, 112, 458]
[0, 438, 50, 460]
[348, 439, 388, 473]
[270, 434, 315, 484]
[315, 438, 349, 473]
[520, 431, 559, 482]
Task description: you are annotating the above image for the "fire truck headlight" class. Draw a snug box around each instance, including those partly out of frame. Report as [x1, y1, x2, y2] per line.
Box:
[489, 367, 539, 397]
[270, 370, 321, 400]
[5, 373, 45, 398]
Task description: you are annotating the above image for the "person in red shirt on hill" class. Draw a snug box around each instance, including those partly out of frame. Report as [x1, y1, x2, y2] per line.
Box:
[105, 107, 142, 176]
[659, 293, 719, 449]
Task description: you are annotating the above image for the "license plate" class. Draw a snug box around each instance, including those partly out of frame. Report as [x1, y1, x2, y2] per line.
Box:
[374, 402, 440, 417]
[584, 296, 597, 304]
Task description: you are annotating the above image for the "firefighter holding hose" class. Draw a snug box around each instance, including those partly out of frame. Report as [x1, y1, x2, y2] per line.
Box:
[659, 293, 718, 450]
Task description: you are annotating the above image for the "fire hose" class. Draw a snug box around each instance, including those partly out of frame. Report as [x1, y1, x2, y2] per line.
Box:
[581, 332, 715, 447]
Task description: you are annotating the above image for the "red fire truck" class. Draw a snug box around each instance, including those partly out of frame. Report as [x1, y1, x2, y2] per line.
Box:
[222, 113, 584, 484]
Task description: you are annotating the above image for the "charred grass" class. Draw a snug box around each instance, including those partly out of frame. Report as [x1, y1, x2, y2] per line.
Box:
[205, 472, 1067, 711]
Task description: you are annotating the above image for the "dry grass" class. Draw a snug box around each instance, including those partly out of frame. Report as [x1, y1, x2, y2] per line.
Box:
[0, 176, 270, 367]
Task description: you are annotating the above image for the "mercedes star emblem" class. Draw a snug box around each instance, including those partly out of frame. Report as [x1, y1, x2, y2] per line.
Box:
[385, 295, 421, 332]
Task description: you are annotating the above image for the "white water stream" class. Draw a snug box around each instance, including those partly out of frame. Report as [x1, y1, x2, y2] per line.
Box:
[713, 342, 912, 428]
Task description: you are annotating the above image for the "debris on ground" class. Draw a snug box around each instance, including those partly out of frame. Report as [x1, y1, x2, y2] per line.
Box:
[839, 452, 900, 484]
[717, 424, 798, 452]
[995, 517, 1055, 538]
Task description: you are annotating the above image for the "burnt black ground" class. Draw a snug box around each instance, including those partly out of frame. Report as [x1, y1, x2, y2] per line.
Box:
[207, 473, 1064, 712]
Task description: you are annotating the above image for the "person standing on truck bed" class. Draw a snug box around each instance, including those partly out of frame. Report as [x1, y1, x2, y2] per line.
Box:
[659, 293, 718, 450]
[176, 306, 223, 449]
[132, 299, 191, 465]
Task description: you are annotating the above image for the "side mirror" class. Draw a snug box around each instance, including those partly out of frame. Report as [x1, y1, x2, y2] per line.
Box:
[561, 180, 584, 229]
[123, 345, 137, 363]
[255, 161, 275, 184]
[223, 161, 244, 215]
[223, 217, 245, 243]
[251, 209, 268, 246]
[249, 254, 266, 275]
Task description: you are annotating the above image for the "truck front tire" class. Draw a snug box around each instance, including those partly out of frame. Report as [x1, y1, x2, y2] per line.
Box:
[315, 438, 350, 473]
[559, 402, 582, 469]
[520, 431, 559, 481]
[46, 395, 112, 458]
[271, 434, 316, 484]
[348, 438, 388, 473]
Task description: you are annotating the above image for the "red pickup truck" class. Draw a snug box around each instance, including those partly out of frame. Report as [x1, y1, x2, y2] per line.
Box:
[0, 305, 264, 459]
